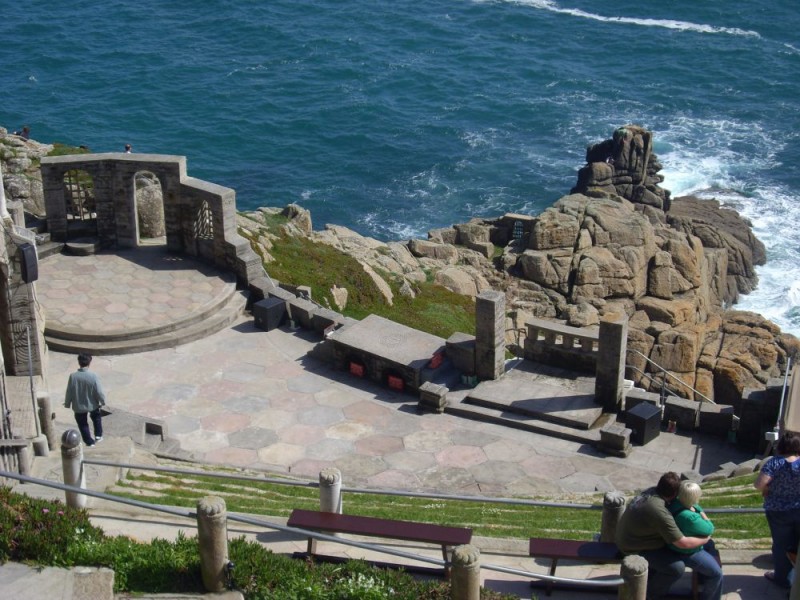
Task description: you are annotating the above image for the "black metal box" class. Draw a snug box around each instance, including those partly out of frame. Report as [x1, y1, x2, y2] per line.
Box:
[253, 297, 287, 331]
[625, 401, 661, 446]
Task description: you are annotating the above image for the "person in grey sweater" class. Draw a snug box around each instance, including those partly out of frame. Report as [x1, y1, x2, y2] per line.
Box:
[64, 353, 106, 447]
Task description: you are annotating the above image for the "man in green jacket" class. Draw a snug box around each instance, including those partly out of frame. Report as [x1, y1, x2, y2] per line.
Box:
[64, 353, 106, 447]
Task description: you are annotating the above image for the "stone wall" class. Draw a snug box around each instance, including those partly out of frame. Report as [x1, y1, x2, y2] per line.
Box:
[39, 153, 262, 287]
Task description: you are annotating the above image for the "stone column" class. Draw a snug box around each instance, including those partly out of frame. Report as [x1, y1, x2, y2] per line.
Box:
[475, 291, 505, 381]
[319, 468, 342, 514]
[60, 429, 86, 509]
[37, 392, 59, 451]
[595, 312, 628, 412]
[196, 496, 228, 593]
[601, 491, 626, 543]
[450, 545, 480, 600]
[619, 555, 648, 600]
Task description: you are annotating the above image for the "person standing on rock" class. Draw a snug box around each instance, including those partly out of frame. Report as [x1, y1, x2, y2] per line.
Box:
[64, 353, 106, 447]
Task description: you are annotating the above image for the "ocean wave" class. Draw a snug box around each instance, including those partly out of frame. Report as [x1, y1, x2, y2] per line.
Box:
[657, 118, 800, 335]
[484, 0, 761, 38]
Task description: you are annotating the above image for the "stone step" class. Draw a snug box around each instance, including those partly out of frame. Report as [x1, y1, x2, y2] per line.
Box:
[445, 396, 603, 446]
[44, 291, 247, 355]
[462, 393, 604, 430]
[45, 276, 239, 343]
[0, 563, 115, 600]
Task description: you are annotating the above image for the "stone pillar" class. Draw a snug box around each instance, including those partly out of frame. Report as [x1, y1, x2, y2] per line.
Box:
[61, 429, 86, 509]
[601, 491, 626, 543]
[319, 468, 342, 514]
[0, 161, 8, 220]
[595, 312, 628, 412]
[37, 392, 59, 451]
[196, 496, 228, 593]
[17, 442, 31, 477]
[475, 291, 505, 381]
[619, 555, 648, 600]
[450, 544, 480, 600]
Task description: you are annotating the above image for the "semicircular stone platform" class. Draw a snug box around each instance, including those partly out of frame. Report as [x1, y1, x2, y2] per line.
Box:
[37, 246, 246, 355]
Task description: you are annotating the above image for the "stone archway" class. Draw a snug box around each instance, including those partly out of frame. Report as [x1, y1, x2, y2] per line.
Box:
[133, 170, 166, 245]
[63, 168, 97, 241]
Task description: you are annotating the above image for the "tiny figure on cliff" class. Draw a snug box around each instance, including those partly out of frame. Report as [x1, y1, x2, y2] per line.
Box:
[15, 126, 30, 139]
[64, 353, 106, 447]
[124, 143, 132, 153]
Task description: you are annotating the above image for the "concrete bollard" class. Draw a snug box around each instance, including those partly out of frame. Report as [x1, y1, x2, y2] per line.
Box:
[197, 496, 229, 593]
[32, 434, 49, 458]
[37, 392, 59, 451]
[60, 429, 87, 509]
[319, 468, 342, 514]
[450, 544, 480, 600]
[601, 491, 626, 542]
[17, 442, 31, 478]
[619, 555, 648, 600]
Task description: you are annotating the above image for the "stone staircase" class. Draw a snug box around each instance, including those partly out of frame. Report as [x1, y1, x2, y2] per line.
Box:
[44, 287, 248, 356]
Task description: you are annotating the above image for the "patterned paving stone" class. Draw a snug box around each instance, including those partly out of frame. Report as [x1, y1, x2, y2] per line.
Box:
[519, 454, 577, 480]
[403, 430, 452, 452]
[222, 395, 272, 413]
[468, 461, 526, 486]
[257, 442, 306, 466]
[200, 412, 252, 433]
[366, 469, 422, 491]
[280, 424, 326, 446]
[327, 421, 375, 441]
[384, 450, 436, 472]
[353, 434, 404, 456]
[163, 415, 202, 435]
[305, 438, 354, 461]
[205, 447, 260, 467]
[296, 405, 344, 427]
[228, 427, 279, 449]
[435, 445, 488, 468]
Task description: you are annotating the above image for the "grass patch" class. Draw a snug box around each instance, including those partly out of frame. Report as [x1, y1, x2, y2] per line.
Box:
[109, 467, 772, 548]
[240, 219, 476, 339]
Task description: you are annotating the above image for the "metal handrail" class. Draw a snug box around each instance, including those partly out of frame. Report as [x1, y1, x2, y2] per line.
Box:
[776, 357, 793, 435]
[0, 469, 623, 590]
[84, 458, 601, 510]
[627, 348, 715, 405]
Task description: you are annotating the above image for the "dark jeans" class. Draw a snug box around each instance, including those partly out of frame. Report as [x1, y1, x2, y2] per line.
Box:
[638, 546, 686, 599]
[683, 548, 723, 600]
[74, 408, 103, 445]
[766, 509, 800, 586]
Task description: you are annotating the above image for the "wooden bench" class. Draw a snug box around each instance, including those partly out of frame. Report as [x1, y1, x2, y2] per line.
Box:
[287, 508, 472, 576]
[529, 537, 701, 598]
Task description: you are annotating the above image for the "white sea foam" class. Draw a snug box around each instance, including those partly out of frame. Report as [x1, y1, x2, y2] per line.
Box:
[484, 0, 761, 38]
[657, 119, 800, 336]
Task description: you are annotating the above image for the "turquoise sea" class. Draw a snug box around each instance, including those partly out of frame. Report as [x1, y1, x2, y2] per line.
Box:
[1, 1, 799, 333]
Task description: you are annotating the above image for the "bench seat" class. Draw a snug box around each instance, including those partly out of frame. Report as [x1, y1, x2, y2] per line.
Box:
[529, 537, 700, 598]
[288, 508, 472, 576]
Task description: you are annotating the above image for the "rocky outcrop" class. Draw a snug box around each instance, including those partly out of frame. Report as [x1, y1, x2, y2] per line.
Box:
[6, 124, 791, 408]
[0, 127, 53, 217]
[240, 125, 797, 407]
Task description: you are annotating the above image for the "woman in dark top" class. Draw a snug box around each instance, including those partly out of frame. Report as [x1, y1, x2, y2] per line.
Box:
[755, 432, 800, 588]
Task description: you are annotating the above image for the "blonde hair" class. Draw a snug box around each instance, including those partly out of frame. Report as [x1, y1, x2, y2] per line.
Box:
[678, 481, 702, 507]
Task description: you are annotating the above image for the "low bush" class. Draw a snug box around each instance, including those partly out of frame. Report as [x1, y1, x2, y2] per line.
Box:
[0, 487, 517, 598]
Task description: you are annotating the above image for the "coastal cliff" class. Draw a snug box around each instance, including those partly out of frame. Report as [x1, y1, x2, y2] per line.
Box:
[238, 125, 798, 406]
[2, 124, 796, 406]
